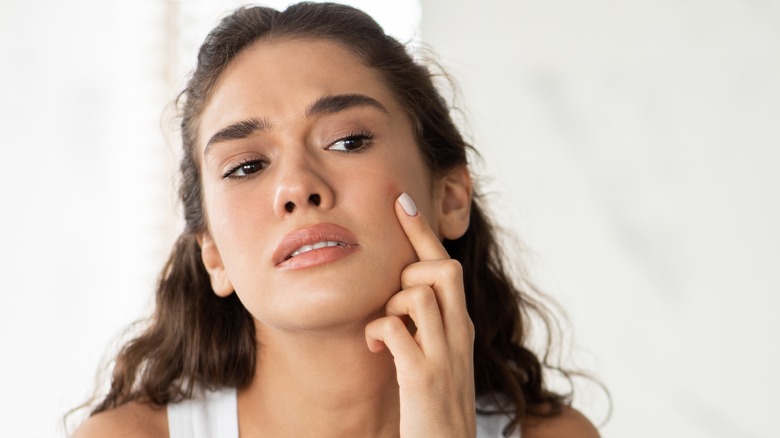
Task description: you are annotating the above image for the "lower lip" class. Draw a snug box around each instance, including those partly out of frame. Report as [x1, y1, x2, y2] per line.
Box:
[276, 245, 359, 270]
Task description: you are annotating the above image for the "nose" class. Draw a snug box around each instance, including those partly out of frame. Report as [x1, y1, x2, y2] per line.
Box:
[272, 154, 334, 218]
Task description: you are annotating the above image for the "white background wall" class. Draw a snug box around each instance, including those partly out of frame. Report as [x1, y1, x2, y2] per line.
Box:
[0, 1, 420, 436]
[420, 1, 780, 436]
[0, 1, 777, 437]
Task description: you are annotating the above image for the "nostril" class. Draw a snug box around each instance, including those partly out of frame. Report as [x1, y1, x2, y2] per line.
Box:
[285, 201, 295, 213]
[309, 194, 321, 206]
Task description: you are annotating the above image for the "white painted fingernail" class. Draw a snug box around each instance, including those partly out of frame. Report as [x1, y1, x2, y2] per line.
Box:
[398, 192, 417, 216]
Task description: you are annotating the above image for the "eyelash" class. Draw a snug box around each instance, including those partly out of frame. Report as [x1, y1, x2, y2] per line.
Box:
[328, 131, 374, 153]
[222, 157, 269, 180]
[221, 131, 374, 180]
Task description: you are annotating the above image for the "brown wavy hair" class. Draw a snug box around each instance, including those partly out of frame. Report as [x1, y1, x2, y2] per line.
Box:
[85, 2, 580, 435]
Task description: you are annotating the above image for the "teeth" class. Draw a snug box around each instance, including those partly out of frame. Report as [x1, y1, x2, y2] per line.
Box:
[289, 241, 343, 258]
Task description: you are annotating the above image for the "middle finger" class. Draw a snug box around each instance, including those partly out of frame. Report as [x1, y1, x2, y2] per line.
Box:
[384, 285, 448, 360]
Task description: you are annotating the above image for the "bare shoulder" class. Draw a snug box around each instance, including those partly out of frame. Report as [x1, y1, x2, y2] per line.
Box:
[71, 401, 168, 438]
[522, 406, 600, 438]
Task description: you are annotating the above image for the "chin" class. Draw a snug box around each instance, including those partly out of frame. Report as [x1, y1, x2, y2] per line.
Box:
[243, 281, 395, 333]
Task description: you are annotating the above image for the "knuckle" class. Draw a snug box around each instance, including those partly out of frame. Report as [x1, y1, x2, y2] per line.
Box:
[441, 259, 463, 279]
[383, 316, 407, 336]
[410, 285, 436, 308]
[400, 266, 415, 288]
[467, 318, 476, 341]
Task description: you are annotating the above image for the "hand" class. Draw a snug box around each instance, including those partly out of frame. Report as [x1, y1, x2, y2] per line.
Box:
[365, 192, 476, 437]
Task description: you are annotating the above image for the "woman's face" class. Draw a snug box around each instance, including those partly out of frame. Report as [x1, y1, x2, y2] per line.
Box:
[196, 38, 443, 331]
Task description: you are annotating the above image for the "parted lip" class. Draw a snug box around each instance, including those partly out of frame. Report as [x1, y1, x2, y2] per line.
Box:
[272, 223, 358, 266]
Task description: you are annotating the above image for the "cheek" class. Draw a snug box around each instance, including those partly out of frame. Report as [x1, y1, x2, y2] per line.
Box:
[203, 186, 274, 262]
[385, 182, 400, 198]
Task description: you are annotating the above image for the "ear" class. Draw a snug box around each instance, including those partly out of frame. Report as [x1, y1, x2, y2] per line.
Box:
[196, 231, 234, 298]
[434, 165, 472, 240]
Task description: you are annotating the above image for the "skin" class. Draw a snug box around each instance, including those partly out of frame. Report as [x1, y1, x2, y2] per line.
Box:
[73, 38, 600, 438]
[196, 38, 449, 332]
[196, 38, 474, 437]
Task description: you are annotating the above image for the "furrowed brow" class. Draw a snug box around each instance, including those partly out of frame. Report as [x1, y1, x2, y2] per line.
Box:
[305, 94, 388, 118]
[204, 117, 269, 157]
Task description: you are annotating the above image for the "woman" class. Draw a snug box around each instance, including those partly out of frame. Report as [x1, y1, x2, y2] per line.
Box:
[74, 2, 600, 437]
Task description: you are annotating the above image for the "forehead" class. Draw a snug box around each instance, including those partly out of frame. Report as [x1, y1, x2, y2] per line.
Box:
[198, 38, 403, 149]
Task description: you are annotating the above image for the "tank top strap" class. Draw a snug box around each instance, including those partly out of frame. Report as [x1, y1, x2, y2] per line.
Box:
[475, 394, 522, 437]
[165, 386, 518, 437]
[167, 386, 238, 438]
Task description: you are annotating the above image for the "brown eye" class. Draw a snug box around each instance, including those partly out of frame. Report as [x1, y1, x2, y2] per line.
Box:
[327, 132, 373, 152]
[223, 159, 268, 179]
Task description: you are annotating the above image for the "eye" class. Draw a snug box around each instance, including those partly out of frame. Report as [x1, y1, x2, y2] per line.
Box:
[223, 158, 268, 179]
[327, 132, 374, 152]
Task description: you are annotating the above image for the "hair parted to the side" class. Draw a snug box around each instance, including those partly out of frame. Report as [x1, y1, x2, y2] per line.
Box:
[84, 2, 582, 435]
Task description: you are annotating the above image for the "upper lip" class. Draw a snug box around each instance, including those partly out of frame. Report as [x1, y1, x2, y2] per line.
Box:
[272, 223, 358, 265]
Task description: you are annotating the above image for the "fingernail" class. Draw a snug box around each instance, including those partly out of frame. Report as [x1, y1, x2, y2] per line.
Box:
[398, 192, 417, 216]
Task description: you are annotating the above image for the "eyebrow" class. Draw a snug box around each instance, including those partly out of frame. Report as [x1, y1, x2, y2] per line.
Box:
[204, 117, 269, 157]
[204, 93, 387, 157]
[305, 93, 388, 118]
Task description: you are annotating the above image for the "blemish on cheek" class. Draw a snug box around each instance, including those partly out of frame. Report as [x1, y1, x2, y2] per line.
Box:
[386, 182, 400, 198]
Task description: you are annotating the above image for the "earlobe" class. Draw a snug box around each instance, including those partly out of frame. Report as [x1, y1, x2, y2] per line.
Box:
[436, 165, 473, 240]
[196, 231, 234, 297]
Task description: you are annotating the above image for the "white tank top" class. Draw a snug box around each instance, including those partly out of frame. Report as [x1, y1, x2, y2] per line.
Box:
[167, 387, 519, 437]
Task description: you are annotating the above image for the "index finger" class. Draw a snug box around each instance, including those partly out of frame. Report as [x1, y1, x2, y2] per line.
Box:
[395, 192, 450, 261]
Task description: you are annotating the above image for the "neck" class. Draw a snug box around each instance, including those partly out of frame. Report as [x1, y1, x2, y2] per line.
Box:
[238, 321, 400, 438]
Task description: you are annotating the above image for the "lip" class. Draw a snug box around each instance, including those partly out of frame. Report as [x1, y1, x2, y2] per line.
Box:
[272, 223, 359, 269]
